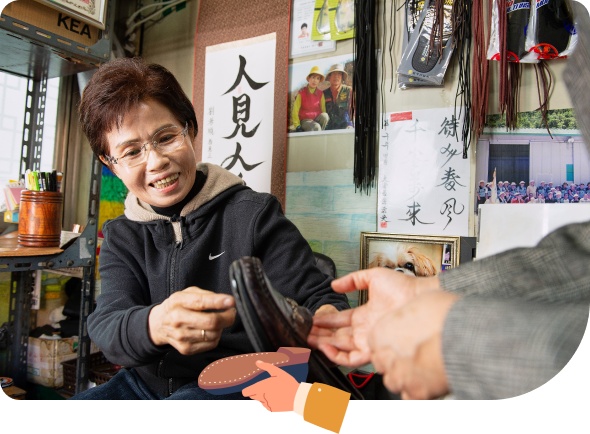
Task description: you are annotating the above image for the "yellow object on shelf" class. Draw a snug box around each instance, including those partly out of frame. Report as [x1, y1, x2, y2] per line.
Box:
[44, 284, 62, 293]
[3, 211, 19, 223]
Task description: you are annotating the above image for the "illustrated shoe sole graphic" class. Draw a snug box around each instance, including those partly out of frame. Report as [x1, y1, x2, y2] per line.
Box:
[199, 347, 310, 395]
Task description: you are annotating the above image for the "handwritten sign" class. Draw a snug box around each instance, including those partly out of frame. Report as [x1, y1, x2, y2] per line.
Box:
[378, 108, 470, 236]
[202, 34, 276, 193]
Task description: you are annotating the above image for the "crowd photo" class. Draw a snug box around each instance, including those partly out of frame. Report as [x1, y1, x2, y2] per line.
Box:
[477, 179, 590, 204]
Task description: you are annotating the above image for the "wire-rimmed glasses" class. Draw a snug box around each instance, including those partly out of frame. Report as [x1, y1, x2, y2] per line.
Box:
[104, 122, 189, 168]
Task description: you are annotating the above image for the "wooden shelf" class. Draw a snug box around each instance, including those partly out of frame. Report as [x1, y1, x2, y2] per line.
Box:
[0, 232, 63, 257]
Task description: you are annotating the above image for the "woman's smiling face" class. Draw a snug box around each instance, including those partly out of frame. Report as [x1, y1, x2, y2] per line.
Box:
[105, 99, 198, 208]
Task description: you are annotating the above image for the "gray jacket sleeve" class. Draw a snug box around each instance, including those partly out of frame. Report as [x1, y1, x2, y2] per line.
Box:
[442, 297, 588, 399]
[438, 221, 590, 399]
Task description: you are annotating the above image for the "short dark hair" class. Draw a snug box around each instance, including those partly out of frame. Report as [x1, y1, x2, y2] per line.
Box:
[301, 23, 307, 29]
[79, 57, 198, 162]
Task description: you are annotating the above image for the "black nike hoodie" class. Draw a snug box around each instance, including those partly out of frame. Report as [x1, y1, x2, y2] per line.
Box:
[87, 162, 349, 397]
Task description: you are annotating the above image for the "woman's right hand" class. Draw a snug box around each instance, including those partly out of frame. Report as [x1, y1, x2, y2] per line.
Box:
[148, 287, 236, 355]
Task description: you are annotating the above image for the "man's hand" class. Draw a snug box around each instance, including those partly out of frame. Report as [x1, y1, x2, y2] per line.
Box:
[308, 268, 441, 367]
[148, 287, 236, 355]
[368, 291, 460, 400]
[242, 360, 300, 412]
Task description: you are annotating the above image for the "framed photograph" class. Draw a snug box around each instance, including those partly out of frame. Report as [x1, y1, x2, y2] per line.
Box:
[288, 52, 354, 137]
[359, 232, 461, 305]
[34, 0, 108, 30]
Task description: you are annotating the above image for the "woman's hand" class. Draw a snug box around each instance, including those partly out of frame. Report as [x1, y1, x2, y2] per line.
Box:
[148, 287, 236, 355]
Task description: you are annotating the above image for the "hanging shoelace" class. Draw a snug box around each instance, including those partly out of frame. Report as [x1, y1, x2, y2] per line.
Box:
[451, 0, 472, 158]
[353, 0, 379, 194]
[496, 0, 522, 130]
[471, 0, 491, 144]
[534, 60, 554, 137]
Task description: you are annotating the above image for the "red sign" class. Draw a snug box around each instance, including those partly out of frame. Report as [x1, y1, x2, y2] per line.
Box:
[390, 112, 412, 122]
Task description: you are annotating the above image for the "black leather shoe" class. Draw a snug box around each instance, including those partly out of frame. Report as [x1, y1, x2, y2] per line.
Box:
[229, 256, 364, 400]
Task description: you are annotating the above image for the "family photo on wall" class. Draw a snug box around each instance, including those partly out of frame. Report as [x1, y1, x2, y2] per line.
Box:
[287, 53, 354, 136]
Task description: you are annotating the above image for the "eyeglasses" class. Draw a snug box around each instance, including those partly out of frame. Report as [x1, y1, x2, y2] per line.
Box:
[104, 122, 189, 168]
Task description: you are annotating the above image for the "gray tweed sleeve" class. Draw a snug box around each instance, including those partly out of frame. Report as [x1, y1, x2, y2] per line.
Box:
[442, 297, 588, 399]
[438, 222, 590, 303]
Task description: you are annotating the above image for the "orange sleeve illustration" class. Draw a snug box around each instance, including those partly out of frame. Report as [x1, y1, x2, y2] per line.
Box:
[303, 383, 350, 433]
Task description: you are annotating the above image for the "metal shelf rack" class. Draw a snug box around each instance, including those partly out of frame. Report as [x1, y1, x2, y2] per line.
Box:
[0, 0, 112, 397]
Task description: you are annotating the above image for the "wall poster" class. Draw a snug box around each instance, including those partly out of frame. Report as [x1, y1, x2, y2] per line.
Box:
[289, 0, 336, 59]
[378, 107, 470, 236]
[201, 33, 276, 194]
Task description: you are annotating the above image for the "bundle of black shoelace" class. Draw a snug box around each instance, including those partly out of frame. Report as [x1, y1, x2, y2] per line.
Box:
[353, 0, 379, 194]
[451, 0, 473, 158]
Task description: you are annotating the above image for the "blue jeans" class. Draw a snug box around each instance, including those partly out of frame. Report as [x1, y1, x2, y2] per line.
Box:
[70, 368, 249, 400]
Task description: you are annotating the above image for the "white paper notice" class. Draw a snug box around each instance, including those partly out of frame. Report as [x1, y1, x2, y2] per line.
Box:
[289, 0, 336, 58]
[378, 108, 470, 236]
[202, 34, 276, 194]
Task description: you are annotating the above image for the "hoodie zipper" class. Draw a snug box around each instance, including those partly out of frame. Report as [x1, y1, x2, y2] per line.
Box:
[166, 216, 184, 397]
[168, 216, 185, 297]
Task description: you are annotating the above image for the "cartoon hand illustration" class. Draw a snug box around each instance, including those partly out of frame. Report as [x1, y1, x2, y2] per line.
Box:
[242, 360, 300, 412]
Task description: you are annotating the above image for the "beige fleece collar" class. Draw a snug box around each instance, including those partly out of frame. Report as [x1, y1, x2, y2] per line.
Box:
[124, 162, 245, 223]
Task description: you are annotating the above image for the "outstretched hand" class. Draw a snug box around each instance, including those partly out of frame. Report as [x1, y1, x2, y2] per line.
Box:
[369, 291, 460, 399]
[242, 361, 300, 412]
[308, 268, 441, 367]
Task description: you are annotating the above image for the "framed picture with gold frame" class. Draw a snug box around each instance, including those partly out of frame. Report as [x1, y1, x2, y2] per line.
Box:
[359, 232, 462, 305]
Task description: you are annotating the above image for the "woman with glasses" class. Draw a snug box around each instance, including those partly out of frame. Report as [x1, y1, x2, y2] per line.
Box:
[72, 58, 349, 400]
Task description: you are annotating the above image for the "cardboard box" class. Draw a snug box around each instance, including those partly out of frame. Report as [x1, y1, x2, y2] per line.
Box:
[27, 337, 99, 388]
[2, 0, 101, 46]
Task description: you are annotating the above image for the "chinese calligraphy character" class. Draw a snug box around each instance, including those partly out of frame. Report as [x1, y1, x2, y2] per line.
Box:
[208, 117, 214, 126]
[399, 201, 433, 226]
[208, 128, 214, 135]
[223, 55, 269, 95]
[440, 198, 465, 230]
[439, 115, 459, 139]
[222, 56, 268, 140]
[439, 143, 460, 168]
[381, 133, 389, 149]
[224, 94, 261, 139]
[208, 107, 215, 116]
[437, 167, 465, 191]
[404, 119, 426, 142]
[221, 142, 263, 178]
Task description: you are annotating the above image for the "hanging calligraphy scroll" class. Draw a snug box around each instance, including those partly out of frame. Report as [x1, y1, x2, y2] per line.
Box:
[378, 107, 471, 236]
[201, 34, 276, 194]
[193, 0, 290, 206]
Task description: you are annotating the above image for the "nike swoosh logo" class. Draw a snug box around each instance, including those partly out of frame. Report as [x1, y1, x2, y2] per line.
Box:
[209, 252, 225, 260]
